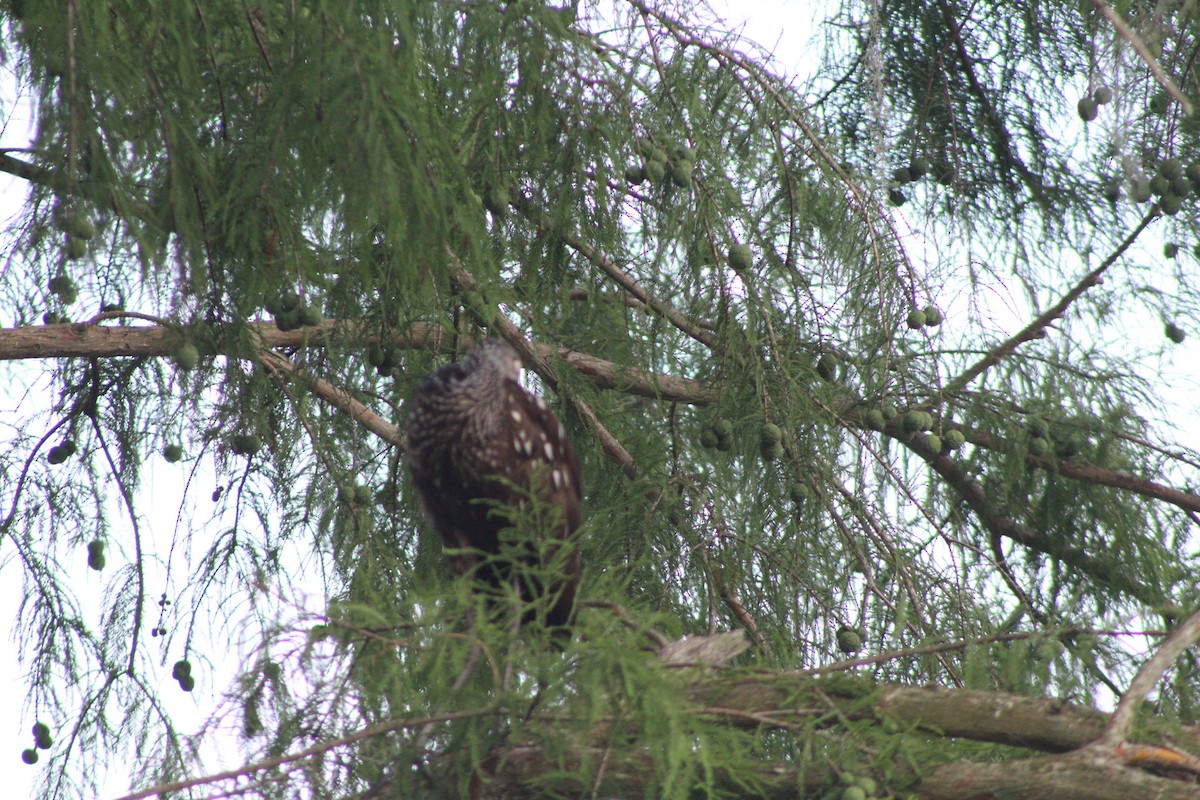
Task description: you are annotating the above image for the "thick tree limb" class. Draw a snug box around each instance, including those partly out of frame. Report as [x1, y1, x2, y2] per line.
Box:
[111, 668, 1200, 800]
[918, 752, 1200, 800]
[681, 676, 1200, 754]
[0, 320, 715, 405]
[431, 742, 1200, 800]
[687, 676, 1200, 796]
[450, 675, 1200, 799]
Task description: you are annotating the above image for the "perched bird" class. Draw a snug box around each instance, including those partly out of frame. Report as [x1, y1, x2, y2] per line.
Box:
[406, 339, 582, 632]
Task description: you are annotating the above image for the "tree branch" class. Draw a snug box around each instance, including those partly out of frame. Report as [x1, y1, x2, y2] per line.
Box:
[920, 446, 1168, 606]
[963, 426, 1200, 516]
[112, 709, 494, 800]
[255, 347, 403, 447]
[0, 320, 716, 405]
[1090, 0, 1193, 115]
[112, 666, 1200, 800]
[943, 207, 1157, 396]
[935, 0, 1050, 204]
[4, 320, 1193, 525]
[918, 753, 1200, 800]
[1099, 608, 1200, 749]
[517, 198, 717, 347]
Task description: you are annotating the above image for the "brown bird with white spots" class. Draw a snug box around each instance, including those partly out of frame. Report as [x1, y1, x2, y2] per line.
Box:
[406, 339, 582, 633]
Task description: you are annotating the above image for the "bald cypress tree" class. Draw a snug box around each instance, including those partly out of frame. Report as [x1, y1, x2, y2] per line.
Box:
[1, 1, 1199, 798]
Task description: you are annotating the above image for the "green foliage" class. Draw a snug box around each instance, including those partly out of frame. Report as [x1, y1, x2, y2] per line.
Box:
[1, 0, 1199, 798]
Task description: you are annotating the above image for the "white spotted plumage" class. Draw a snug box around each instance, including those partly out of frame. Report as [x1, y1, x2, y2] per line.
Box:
[406, 339, 583, 632]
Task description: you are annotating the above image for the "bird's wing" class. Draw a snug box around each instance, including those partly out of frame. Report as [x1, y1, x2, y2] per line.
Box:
[501, 379, 582, 528]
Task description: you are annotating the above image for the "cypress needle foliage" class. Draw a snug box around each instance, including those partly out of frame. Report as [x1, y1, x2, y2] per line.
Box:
[1, 1, 1200, 799]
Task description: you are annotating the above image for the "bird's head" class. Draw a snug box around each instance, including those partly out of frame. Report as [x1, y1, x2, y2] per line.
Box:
[462, 339, 523, 384]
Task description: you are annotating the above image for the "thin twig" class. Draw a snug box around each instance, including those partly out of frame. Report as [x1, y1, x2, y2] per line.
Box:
[519, 200, 716, 347]
[254, 345, 403, 446]
[582, 600, 670, 650]
[1090, 0, 1194, 115]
